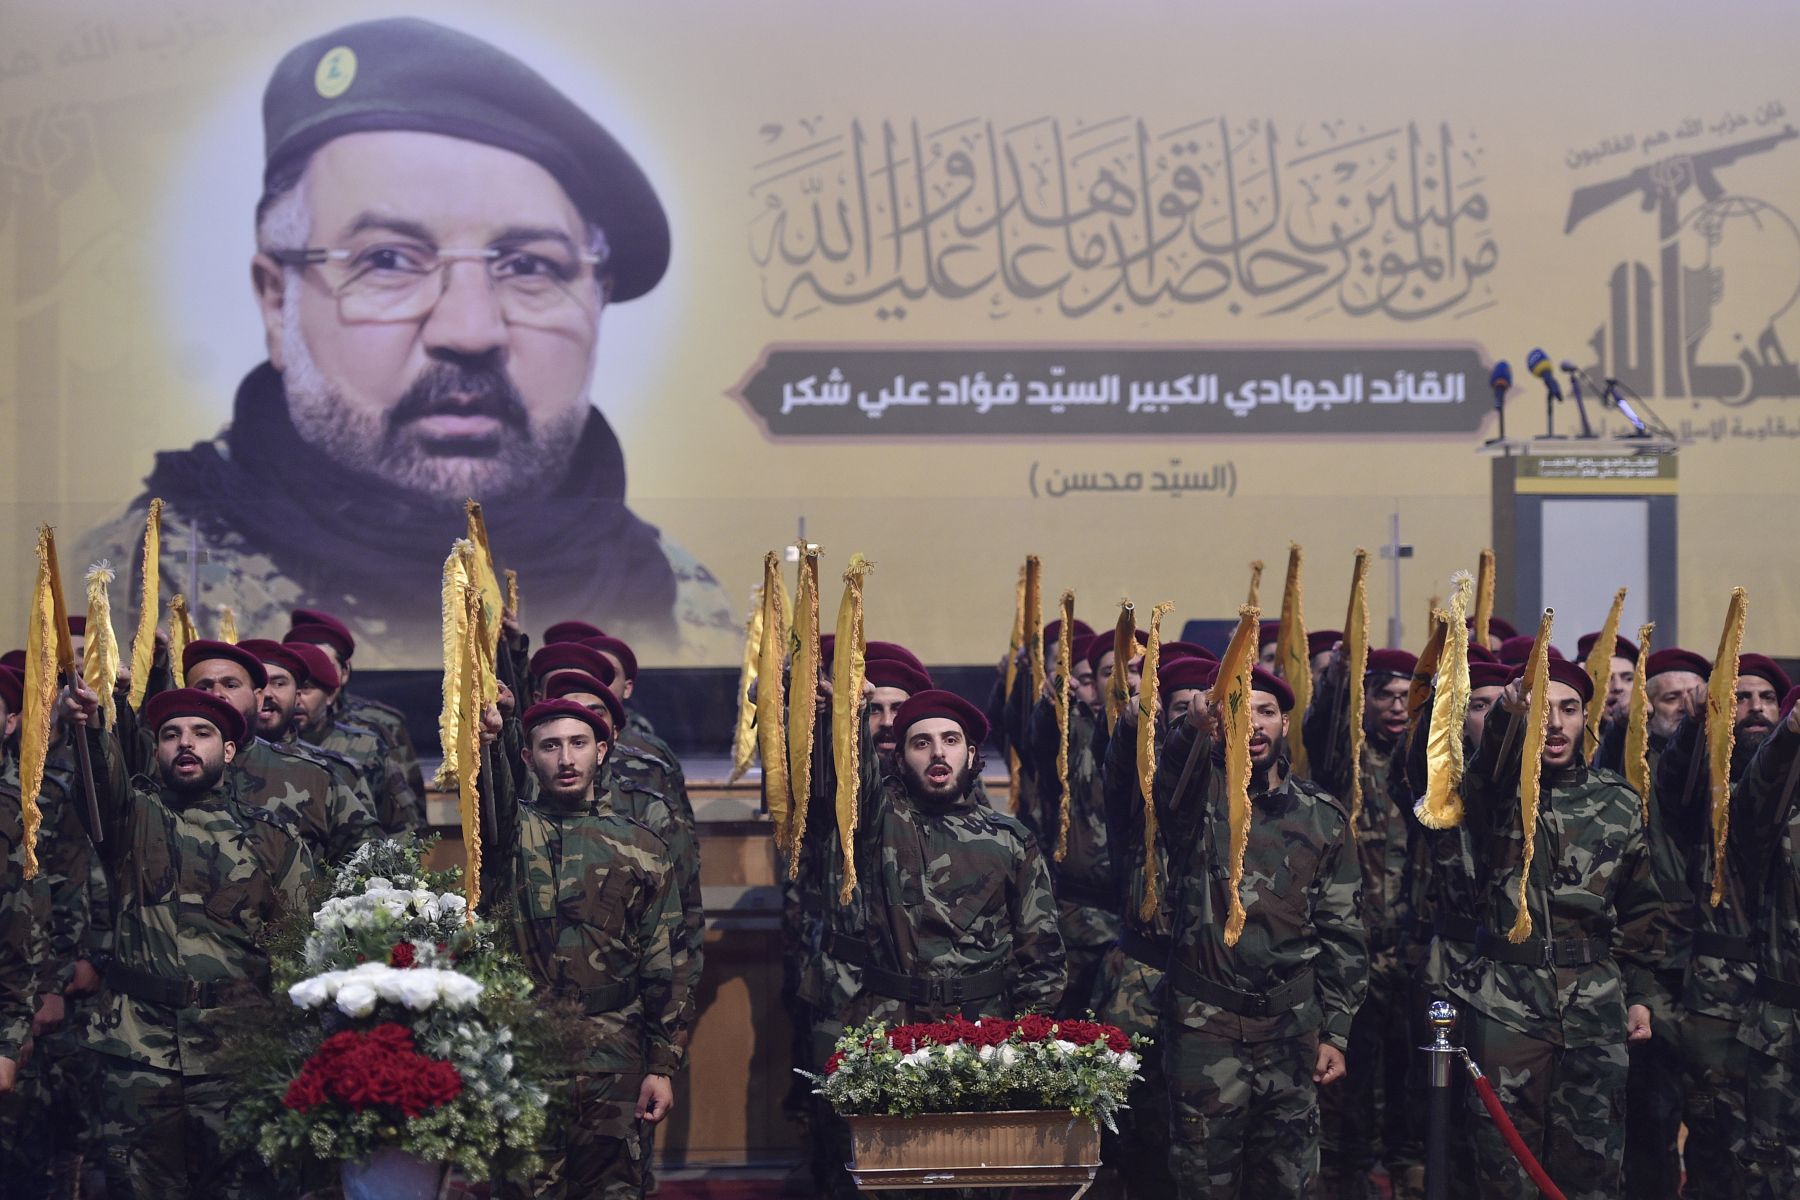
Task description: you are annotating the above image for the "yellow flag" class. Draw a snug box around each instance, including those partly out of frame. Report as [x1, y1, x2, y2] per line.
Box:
[1624, 623, 1656, 822]
[1053, 589, 1076, 861]
[1472, 548, 1496, 651]
[785, 545, 822, 871]
[1508, 609, 1556, 943]
[1245, 559, 1264, 609]
[1707, 587, 1749, 907]
[1135, 600, 1175, 923]
[756, 553, 792, 848]
[432, 539, 478, 791]
[1020, 555, 1045, 814]
[1583, 587, 1628, 754]
[1274, 543, 1312, 779]
[1343, 549, 1372, 822]
[455, 582, 484, 922]
[1004, 563, 1028, 809]
[127, 499, 163, 710]
[1104, 601, 1136, 734]
[1417, 573, 1473, 830]
[465, 501, 505, 663]
[504, 568, 521, 622]
[727, 588, 765, 784]
[167, 594, 196, 687]
[216, 606, 239, 645]
[20, 528, 76, 879]
[831, 555, 871, 903]
[83, 563, 121, 730]
[1212, 606, 1261, 946]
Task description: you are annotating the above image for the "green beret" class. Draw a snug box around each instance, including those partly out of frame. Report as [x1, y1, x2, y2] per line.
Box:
[262, 17, 668, 302]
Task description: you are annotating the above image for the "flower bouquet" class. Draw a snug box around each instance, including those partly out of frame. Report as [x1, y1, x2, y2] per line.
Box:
[807, 1014, 1146, 1186]
[227, 840, 587, 1195]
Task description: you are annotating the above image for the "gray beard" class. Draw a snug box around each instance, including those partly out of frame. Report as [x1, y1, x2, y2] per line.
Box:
[279, 289, 586, 502]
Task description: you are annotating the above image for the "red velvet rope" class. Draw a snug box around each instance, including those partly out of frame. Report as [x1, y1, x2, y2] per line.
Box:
[1468, 1069, 1568, 1200]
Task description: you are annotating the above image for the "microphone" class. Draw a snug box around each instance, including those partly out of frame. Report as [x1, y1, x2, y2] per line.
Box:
[1526, 349, 1564, 402]
[1489, 360, 1512, 400]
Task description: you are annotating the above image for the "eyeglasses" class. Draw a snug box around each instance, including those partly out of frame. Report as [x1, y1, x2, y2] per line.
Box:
[269, 240, 605, 325]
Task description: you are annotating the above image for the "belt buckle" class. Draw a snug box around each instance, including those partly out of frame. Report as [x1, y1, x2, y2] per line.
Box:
[185, 979, 206, 1007]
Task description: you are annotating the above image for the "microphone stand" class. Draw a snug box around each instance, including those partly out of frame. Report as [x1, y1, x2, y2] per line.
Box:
[1564, 369, 1597, 438]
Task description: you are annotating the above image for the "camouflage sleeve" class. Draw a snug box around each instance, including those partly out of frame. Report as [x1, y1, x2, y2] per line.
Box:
[1652, 716, 1708, 850]
[322, 763, 383, 865]
[1465, 704, 1526, 830]
[1302, 671, 1353, 800]
[1730, 722, 1800, 902]
[1611, 812, 1670, 1013]
[38, 776, 92, 990]
[1101, 713, 1141, 897]
[638, 859, 687, 1077]
[1592, 714, 1627, 773]
[1313, 807, 1369, 1048]
[1006, 827, 1068, 1014]
[477, 737, 520, 910]
[1153, 718, 1214, 856]
[383, 752, 425, 834]
[272, 825, 315, 916]
[0, 850, 41, 1060]
[662, 808, 706, 1010]
[1025, 695, 1061, 842]
[82, 728, 138, 873]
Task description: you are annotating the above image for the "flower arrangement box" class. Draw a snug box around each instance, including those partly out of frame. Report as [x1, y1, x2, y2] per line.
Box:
[810, 1014, 1138, 1186]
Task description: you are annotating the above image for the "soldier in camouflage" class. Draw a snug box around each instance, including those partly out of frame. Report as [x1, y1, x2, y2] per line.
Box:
[284, 610, 429, 801]
[181, 639, 380, 866]
[1156, 665, 1367, 1199]
[1028, 634, 1121, 1019]
[1306, 646, 1422, 1200]
[1446, 658, 1665, 1200]
[1093, 652, 1213, 1200]
[0, 665, 52, 1101]
[480, 698, 689, 1200]
[1715, 678, 1800, 1199]
[283, 638, 424, 833]
[63, 682, 311, 1199]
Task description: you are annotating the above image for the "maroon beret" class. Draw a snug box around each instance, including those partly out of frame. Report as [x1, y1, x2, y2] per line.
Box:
[143, 687, 247, 747]
[1365, 648, 1419, 680]
[1159, 640, 1219, 664]
[0, 665, 22, 712]
[1510, 658, 1594, 705]
[866, 641, 928, 675]
[1496, 635, 1565, 666]
[891, 689, 989, 747]
[521, 697, 613, 743]
[181, 639, 268, 690]
[1486, 616, 1520, 641]
[866, 659, 932, 695]
[543, 620, 605, 645]
[287, 610, 356, 660]
[1067, 633, 1103, 670]
[582, 636, 638, 682]
[529, 642, 615, 687]
[0, 650, 23, 672]
[1083, 629, 1145, 672]
[1160, 657, 1218, 696]
[540, 674, 626, 736]
[1576, 631, 1640, 663]
[1738, 653, 1793, 698]
[67, 614, 86, 636]
[286, 642, 341, 691]
[1469, 662, 1513, 690]
[1645, 648, 1710, 682]
[1250, 666, 1296, 712]
[1782, 686, 1800, 722]
[1466, 642, 1498, 665]
[239, 639, 311, 686]
[1258, 620, 1281, 647]
[1307, 630, 1342, 657]
[1042, 619, 1094, 647]
[817, 633, 836, 667]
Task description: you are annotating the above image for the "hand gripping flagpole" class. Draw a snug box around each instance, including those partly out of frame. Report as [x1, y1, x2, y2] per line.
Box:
[1423, 999, 1569, 1200]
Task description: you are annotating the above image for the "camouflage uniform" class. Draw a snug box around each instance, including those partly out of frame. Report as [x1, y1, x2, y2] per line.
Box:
[79, 729, 311, 1200]
[1305, 677, 1419, 1196]
[291, 717, 422, 834]
[228, 736, 381, 866]
[835, 771, 1065, 1030]
[1649, 718, 1760, 1199]
[0, 763, 51, 1071]
[1093, 717, 1176, 1199]
[1724, 719, 1800, 1199]
[1445, 707, 1667, 1200]
[336, 691, 426, 804]
[480, 740, 690, 1200]
[1029, 698, 1122, 1019]
[1154, 718, 1367, 1200]
[609, 730, 705, 980]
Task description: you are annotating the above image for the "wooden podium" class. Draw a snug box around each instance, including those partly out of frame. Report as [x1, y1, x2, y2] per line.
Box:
[1488, 445, 1679, 639]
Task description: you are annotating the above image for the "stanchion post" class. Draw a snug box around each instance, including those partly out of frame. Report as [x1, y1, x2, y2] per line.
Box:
[1422, 1000, 1458, 1200]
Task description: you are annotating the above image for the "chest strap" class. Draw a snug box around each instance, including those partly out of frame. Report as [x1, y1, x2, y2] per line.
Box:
[1477, 929, 1611, 968]
[105, 961, 265, 1009]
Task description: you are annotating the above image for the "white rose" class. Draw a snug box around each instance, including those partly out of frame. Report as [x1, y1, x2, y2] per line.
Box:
[396, 971, 441, 1011]
[999, 1045, 1019, 1066]
[334, 981, 378, 1018]
[899, 1049, 929, 1068]
[440, 893, 467, 914]
[1118, 1052, 1141, 1072]
[289, 976, 330, 1008]
[369, 967, 407, 1004]
[1053, 1039, 1080, 1056]
[942, 1043, 962, 1058]
[978, 1044, 997, 1062]
[364, 877, 392, 892]
[436, 972, 483, 1008]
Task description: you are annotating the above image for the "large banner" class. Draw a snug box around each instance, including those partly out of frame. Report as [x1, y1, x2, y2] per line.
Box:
[3, 0, 1798, 666]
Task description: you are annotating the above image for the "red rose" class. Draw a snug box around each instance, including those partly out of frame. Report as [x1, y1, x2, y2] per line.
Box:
[825, 1051, 845, 1075]
[389, 942, 416, 969]
[1017, 1014, 1054, 1043]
